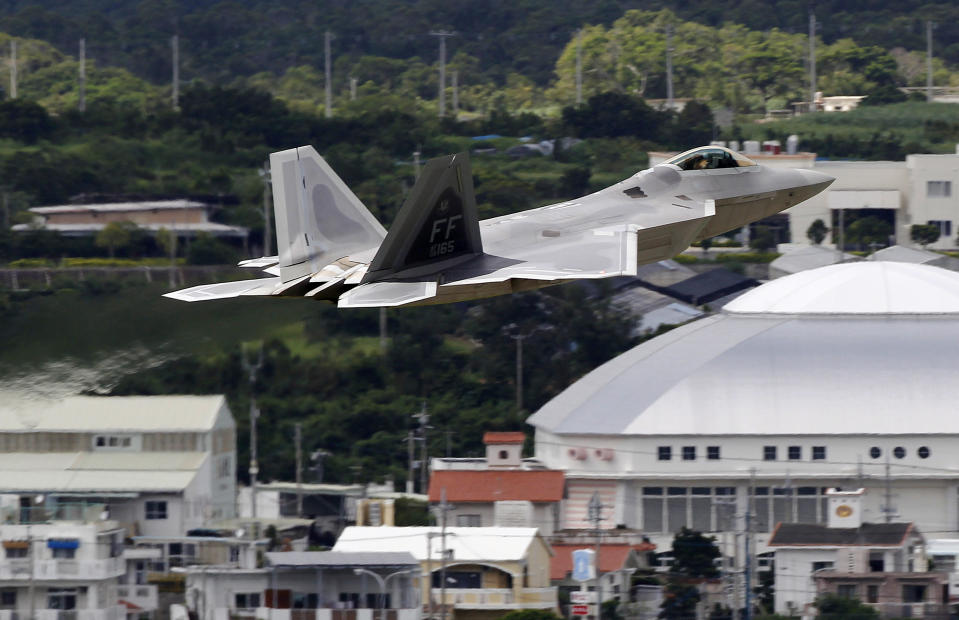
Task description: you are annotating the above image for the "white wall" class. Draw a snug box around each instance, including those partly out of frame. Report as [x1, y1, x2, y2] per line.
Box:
[773, 548, 837, 615]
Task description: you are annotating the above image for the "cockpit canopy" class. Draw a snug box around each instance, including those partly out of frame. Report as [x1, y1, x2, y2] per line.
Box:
[663, 146, 757, 171]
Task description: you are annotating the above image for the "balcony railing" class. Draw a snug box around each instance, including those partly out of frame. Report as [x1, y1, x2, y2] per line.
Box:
[0, 558, 124, 581]
[116, 584, 159, 611]
[434, 587, 557, 609]
[33, 607, 126, 620]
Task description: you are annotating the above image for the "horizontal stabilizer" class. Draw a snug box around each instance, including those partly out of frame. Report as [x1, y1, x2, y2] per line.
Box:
[365, 153, 481, 282]
[163, 277, 281, 302]
[238, 256, 279, 269]
[338, 281, 438, 308]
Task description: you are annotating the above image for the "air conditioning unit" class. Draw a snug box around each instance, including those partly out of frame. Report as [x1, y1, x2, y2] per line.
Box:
[568, 447, 587, 460]
[595, 448, 614, 461]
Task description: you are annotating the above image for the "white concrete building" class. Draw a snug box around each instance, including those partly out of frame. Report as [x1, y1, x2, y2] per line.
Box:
[0, 516, 128, 620]
[184, 551, 421, 620]
[0, 395, 237, 537]
[527, 262, 959, 561]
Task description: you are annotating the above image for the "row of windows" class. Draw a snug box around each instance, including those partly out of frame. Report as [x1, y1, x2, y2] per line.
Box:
[870, 446, 930, 459]
[763, 446, 826, 461]
[657, 446, 721, 461]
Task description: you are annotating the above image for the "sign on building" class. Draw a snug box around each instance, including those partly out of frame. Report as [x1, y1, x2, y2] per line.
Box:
[572, 549, 595, 581]
[572, 605, 590, 616]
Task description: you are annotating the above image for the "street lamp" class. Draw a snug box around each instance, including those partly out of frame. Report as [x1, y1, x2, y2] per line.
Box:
[353, 568, 414, 620]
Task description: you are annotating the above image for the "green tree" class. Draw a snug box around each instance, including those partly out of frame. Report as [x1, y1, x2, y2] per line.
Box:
[815, 593, 879, 620]
[750, 226, 776, 253]
[670, 527, 720, 578]
[659, 581, 700, 620]
[807, 219, 830, 245]
[186, 233, 240, 265]
[0, 99, 56, 143]
[94, 221, 136, 258]
[846, 216, 892, 250]
[910, 223, 940, 248]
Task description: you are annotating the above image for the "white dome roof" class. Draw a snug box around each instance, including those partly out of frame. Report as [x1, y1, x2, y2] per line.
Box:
[528, 262, 959, 436]
[725, 261, 959, 315]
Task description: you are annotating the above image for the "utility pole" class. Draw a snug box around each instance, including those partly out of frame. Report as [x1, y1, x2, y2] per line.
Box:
[439, 489, 451, 620]
[926, 21, 935, 102]
[882, 457, 897, 523]
[808, 6, 817, 113]
[451, 70, 459, 117]
[444, 430, 453, 458]
[665, 24, 674, 111]
[171, 34, 179, 109]
[430, 30, 455, 118]
[258, 161, 273, 256]
[575, 29, 583, 105]
[406, 431, 416, 494]
[294, 423, 303, 517]
[241, 343, 263, 523]
[350, 76, 358, 101]
[413, 150, 422, 180]
[9, 40, 17, 100]
[379, 308, 387, 353]
[414, 403, 430, 494]
[515, 334, 524, 416]
[426, 529, 434, 619]
[745, 468, 755, 620]
[588, 491, 603, 620]
[324, 31, 333, 118]
[78, 38, 86, 112]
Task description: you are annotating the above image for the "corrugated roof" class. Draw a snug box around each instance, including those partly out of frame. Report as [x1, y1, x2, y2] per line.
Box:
[333, 526, 546, 562]
[768, 522, 913, 547]
[0, 396, 228, 431]
[770, 245, 860, 276]
[0, 452, 205, 493]
[30, 200, 207, 214]
[428, 470, 564, 503]
[483, 432, 525, 445]
[266, 551, 417, 568]
[550, 543, 656, 580]
[662, 269, 756, 305]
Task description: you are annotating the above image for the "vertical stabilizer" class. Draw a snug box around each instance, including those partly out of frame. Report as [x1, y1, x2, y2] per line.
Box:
[271, 146, 387, 282]
[364, 152, 481, 282]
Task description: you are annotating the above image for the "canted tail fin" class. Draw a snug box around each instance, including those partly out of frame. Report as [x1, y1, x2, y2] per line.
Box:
[271, 146, 387, 283]
[364, 152, 482, 282]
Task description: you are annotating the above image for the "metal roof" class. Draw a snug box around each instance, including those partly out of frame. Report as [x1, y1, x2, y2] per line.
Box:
[333, 526, 547, 561]
[770, 245, 861, 276]
[768, 522, 913, 547]
[528, 263, 959, 436]
[0, 452, 205, 492]
[29, 200, 207, 214]
[266, 551, 418, 568]
[0, 395, 228, 432]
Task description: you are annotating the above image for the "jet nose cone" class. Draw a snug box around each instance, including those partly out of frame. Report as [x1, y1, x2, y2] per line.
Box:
[798, 169, 835, 195]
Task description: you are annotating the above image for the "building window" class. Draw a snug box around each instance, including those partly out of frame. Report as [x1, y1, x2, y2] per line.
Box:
[927, 181, 952, 198]
[51, 547, 75, 559]
[456, 514, 481, 527]
[812, 446, 826, 460]
[498, 450, 508, 460]
[217, 456, 232, 478]
[682, 446, 696, 461]
[928, 220, 953, 237]
[0, 589, 15, 609]
[707, 446, 720, 460]
[93, 435, 133, 450]
[235, 593, 261, 609]
[837, 584, 857, 599]
[867, 585, 879, 604]
[902, 585, 927, 603]
[4, 546, 27, 559]
[918, 446, 930, 459]
[145, 501, 168, 520]
[229, 546, 240, 563]
[658, 446, 672, 461]
[788, 446, 801, 460]
[894, 446, 905, 459]
[812, 561, 834, 572]
[870, 446, 881, 459]
[643, 486, 737, 533]
[763, 446, 777, 461]
[47, 589, 77, 610]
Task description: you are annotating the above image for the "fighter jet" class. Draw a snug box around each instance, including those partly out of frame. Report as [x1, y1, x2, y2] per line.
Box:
[165, 145, 832, 308]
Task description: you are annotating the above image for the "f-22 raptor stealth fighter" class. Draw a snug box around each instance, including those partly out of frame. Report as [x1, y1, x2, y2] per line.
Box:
[166, 145, 833, 308]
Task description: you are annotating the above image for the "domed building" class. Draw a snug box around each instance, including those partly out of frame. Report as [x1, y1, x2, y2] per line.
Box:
[528, 261, 959, 553]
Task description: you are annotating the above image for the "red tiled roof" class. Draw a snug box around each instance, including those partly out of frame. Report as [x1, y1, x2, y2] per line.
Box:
[428, 470, 565, 503]
[483, 431, 526, 445]
[550, 543, 657, 581]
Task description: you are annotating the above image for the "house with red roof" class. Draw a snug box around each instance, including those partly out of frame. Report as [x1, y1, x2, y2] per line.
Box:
[428, 432, 565, 535]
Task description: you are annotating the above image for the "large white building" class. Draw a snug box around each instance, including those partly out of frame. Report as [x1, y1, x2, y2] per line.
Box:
[0, 395, 237, 537]
[528, 262, 959, 559]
